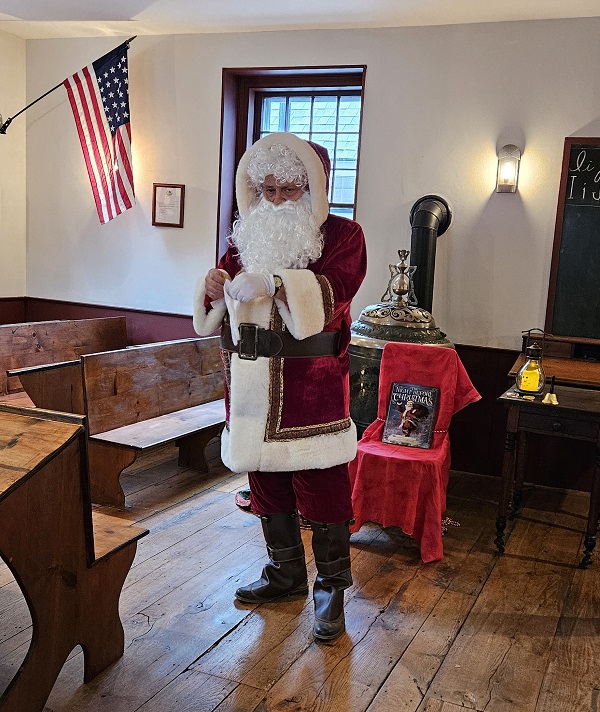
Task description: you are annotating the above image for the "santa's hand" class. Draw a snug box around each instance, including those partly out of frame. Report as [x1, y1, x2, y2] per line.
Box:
[225, 272, 275, 302]
[205, 268, 231, 301]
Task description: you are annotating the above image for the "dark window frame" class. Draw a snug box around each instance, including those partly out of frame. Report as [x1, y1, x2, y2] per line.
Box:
[216, 67, 366, 263]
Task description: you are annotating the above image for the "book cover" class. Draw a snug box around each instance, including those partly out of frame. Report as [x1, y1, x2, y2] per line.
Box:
[381, 382, 440, 449]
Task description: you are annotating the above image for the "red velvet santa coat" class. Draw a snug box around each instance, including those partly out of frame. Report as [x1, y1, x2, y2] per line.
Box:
[193, 214, 366, 473]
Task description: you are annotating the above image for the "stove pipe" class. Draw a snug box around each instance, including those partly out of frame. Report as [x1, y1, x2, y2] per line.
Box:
[409, 195, 452, 313]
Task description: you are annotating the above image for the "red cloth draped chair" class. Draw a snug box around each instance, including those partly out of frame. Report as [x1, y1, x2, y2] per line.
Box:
[348, 342, 480, 563]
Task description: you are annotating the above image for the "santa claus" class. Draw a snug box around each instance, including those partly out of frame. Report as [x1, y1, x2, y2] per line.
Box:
[193, 132, 367, 641]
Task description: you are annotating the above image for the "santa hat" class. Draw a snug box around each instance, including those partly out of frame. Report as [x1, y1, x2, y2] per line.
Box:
[235, 132, 330, 227]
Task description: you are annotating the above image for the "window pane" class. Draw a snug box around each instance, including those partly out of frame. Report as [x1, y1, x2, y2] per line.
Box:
[261, 97, 286, 133]
[330, 205, 354, 219]
[309, 133, 336, 159]
[332, 170, 356, 204]
[338, 97, 361, 132]
[312, 97, 338, 134]
[288, 97, 311, 133]
[335, 134, 358, 171]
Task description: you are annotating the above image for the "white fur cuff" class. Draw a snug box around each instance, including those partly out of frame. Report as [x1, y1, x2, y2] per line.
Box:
[275, 269, 325, 339]
[193, 279, 227, 336]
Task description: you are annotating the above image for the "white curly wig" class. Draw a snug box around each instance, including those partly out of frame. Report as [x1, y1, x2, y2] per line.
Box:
[246, 143, 308, 190]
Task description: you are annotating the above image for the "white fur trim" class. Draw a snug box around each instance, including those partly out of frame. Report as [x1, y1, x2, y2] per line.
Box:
[236, 133, 329, 227]
[275, 269, 325, 340]
[192, 280, 227, 336]
[222, 355, 271, 472]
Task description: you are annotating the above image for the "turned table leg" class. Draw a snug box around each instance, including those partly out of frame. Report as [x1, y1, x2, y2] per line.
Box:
[496, 405, 519, 555]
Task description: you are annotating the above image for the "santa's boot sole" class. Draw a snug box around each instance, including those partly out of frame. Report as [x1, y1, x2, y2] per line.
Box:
[235, 582, 309, 604]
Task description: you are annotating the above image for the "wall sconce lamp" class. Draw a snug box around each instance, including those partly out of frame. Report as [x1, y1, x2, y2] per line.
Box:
[496, 144, 521, 193]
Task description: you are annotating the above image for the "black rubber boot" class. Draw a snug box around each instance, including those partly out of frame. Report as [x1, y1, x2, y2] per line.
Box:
[309, 520, 353, 641]
[235, 512, 308, 603]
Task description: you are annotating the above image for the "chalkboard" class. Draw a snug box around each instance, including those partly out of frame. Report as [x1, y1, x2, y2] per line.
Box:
[545, 137, 600, 340]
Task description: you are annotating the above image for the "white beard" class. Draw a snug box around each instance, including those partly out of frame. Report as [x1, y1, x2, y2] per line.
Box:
[230, 192, 323, 273]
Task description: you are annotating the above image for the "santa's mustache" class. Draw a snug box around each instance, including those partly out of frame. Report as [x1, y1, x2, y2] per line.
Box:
[259, 200, 298, 213]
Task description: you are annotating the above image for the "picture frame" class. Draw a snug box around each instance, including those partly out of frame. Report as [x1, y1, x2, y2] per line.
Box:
[152, 183, 185, 228]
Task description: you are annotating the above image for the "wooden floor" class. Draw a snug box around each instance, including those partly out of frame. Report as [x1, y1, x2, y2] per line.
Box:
[1, 440, 599, 712]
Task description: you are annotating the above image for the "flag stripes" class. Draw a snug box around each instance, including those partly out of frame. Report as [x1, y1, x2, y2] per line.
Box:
[63, 42, 134, 224]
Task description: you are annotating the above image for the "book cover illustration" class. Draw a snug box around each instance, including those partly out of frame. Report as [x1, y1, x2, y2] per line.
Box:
[381, 382, 440, 449]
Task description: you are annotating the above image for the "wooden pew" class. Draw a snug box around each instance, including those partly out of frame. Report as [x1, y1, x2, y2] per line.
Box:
[0, 405, 147, 712]
[0, 316, 128, 398]
[82, 337, 225, 506]
[7, 360, 85, 414]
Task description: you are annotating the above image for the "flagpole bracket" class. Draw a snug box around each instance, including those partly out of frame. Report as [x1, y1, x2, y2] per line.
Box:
[0, 117, 13, 134]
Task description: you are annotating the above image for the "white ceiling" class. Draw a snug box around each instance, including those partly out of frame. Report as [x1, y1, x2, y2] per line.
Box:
[1, 0, 600, 40]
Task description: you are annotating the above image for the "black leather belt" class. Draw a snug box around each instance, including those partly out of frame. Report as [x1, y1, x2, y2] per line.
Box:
[221, 322, 340, 361]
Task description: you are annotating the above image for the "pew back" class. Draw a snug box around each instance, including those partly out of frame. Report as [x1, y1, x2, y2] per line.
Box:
[82, 337, 223, 436]
[0, 317, 128, 395]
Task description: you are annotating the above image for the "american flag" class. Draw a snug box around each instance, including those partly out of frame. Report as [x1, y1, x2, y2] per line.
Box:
[64, 42, 135, 224]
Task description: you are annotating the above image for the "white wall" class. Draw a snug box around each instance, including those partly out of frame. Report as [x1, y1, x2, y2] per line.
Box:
[0, 29, 26, 296]
[24, 19, 600, 348]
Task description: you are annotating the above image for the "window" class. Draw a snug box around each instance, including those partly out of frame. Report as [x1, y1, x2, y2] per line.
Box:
[217, 67, 366, 261]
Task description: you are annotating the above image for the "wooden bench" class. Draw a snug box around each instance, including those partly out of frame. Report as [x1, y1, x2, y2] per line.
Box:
[0, 404, 147, 712]
[82, 337, 225, 506]
[0, 316, 128, 399]
[7, 359, 86, 414]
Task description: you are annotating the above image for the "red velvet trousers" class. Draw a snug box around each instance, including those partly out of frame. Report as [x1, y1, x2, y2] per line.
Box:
[248, 464, 353, 523]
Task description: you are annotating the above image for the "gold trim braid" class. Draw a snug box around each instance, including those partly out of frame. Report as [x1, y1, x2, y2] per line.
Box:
[316, 274, 335, 325]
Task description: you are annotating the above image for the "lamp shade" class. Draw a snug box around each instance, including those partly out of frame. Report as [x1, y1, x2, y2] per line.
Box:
[496, 144, 521, 193]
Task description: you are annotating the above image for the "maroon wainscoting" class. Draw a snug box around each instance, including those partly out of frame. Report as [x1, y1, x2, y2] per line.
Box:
[0, 297, 27, 325]
[450, 344, 518, 478]
[22, 298, 197, 345]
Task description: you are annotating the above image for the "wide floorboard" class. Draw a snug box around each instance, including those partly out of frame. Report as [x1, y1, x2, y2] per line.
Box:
[1, 441, 598, 712]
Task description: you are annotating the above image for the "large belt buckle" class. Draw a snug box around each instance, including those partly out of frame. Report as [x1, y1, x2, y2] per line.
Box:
[238, 323, 259, 361]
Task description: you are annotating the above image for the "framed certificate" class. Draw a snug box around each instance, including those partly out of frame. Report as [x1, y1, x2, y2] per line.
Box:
[152, 183, 185, 228]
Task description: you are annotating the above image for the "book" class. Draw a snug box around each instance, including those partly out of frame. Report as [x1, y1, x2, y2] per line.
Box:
[381, 382, 440, 449]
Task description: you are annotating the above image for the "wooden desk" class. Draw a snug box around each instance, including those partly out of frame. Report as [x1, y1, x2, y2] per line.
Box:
[0, 406, 147, 712]
[496, 385, 600, 568]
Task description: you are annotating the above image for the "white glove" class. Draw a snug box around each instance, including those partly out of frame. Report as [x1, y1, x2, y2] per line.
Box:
[224, 290, 241, 345]
[225, 272, 275, 302]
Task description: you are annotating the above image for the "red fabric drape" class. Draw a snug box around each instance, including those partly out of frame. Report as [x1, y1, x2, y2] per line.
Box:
[349, 342, 480, 562]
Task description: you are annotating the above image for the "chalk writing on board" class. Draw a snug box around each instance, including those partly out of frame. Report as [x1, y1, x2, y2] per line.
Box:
[567, 148, 600, 205]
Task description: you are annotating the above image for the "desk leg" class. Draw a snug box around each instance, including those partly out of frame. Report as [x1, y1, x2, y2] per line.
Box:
[496, 406, 518, 554]
[580, 446, 600, 569]
[512, 429, 527, 518]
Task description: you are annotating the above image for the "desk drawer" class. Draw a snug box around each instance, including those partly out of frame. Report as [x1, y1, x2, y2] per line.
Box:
[519, 411, 600, 440]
